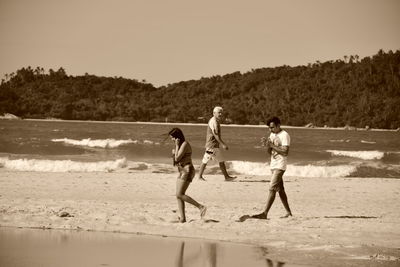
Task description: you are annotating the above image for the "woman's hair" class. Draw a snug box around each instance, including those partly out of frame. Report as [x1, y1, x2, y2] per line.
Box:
[168, 128, 185, 147]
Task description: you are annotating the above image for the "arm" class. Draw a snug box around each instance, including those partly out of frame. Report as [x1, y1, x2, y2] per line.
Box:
[268, 141, 289, 156]
[174, 141, 188, 162]
[212, 130, 228, 150]
[209, 119, 228, 149]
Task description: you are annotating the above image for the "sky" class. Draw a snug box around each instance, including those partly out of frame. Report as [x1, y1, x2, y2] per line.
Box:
[0, 0, 399, 87]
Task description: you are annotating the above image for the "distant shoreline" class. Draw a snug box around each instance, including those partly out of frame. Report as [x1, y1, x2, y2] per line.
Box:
[1, 115, 399, 132]
[4, 118, 394, 132]
[2, 112, 395, 130]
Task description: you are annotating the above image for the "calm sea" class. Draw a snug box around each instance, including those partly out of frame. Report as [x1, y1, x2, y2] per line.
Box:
[0, 119, 399, 178]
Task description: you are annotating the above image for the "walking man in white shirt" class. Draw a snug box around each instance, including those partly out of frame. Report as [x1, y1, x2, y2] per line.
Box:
[251, 116, 292, 219]
[197, 106, 236, 181]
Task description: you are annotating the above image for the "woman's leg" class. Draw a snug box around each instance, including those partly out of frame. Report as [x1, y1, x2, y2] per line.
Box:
[176, 179, 188, 222]
[177, 179, 203, 208]
[176, 179, 206, 220]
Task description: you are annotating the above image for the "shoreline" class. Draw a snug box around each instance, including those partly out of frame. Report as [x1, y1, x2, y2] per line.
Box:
[1, 117, 399, 132]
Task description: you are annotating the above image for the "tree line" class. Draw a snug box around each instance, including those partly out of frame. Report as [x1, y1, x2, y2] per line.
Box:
[1, 49, 399, 129]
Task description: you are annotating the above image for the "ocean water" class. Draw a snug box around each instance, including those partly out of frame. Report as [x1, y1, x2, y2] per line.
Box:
[0, 119, 399, 178]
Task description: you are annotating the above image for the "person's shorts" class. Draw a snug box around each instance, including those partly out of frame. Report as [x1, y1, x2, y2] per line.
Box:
[201, 148, 224, 164]
[177, 164, 195, 182]
[269, 169, 285, 192]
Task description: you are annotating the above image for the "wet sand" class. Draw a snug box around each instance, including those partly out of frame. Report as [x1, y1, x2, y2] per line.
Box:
[0, 169, 399, 266]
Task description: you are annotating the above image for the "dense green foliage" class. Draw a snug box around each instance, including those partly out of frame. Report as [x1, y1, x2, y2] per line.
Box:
[1, 50, 399, 128]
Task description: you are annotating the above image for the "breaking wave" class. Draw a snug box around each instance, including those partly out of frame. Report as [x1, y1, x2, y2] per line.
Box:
[0, 157, 127, 172]
[326, 150, 385, 160]
[228, 161, 357, 178]
[51, 138, 160, 148]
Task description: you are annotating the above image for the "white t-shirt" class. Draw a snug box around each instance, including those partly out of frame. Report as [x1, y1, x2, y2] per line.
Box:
[269, 130, 290, 171]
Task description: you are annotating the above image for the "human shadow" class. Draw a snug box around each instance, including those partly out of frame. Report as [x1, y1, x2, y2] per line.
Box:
[323, 215, 378, 219]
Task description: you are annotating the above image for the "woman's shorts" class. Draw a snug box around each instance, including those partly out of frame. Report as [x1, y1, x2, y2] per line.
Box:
[178, 164, 195, 182]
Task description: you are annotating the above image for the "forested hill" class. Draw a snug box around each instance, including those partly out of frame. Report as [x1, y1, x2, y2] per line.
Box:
[1, 50, 399, 129]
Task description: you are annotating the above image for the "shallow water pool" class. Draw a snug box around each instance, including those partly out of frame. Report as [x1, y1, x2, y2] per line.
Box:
[0, 227, 295, 267]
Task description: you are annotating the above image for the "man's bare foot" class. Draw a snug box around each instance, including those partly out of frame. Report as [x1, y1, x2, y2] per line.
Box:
[280, 213, 292, 218]
[251, 212, 268, 219]
[200, 206, 207, 219]
[198, 176, 206, 181]
[225, 176, 237, 182]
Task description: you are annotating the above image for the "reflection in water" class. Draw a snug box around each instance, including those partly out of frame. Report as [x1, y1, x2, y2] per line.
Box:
[175, 242, 217, 267]
[175, 241, 284, 267]
[259, 247, 285, 267]
[265, 258, 285, 267]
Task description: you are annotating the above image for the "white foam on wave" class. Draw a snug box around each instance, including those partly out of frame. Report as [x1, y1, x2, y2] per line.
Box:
[52, 138, 161, 148]
[327, 150, 384, 160]
[286, 164, 357, 178]
[360, 140, 376, 144]
[228, 161, 357, 177]
[143, 140, 160, 145]
[0, 157, 127, 172]
[52, 138, 137, 148]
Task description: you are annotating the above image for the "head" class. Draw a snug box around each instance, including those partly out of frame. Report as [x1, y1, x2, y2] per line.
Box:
[213, 106, 223, 121]
[266, 116, 281, 134]
[168, 128, 185, 146]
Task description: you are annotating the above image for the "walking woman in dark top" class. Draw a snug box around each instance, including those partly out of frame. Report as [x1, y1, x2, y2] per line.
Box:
[169, 128, 207, 223]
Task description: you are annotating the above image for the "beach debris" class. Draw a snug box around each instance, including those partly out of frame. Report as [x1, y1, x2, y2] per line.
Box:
[58, 211, 73, 218]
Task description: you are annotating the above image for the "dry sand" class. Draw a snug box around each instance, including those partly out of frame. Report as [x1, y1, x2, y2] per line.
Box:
[1, 168, 399, 265]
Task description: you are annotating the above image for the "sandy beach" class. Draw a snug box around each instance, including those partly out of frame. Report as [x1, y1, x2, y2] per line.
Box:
[1, 168, 400, 266]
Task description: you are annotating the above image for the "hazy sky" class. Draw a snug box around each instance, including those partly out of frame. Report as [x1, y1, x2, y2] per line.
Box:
[1, 0, 399, 86]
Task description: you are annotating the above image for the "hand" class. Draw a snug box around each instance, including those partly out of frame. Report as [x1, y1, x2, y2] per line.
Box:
[222, 144, 228, 150]
[260, 137, 267, 146]
[171, 148, 175, 154]
[267, 139, 274, 148]
[174, 138, 180, 146]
